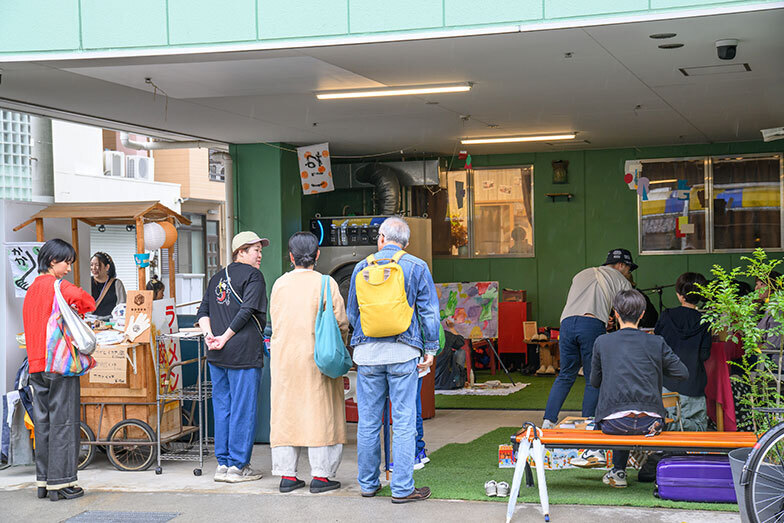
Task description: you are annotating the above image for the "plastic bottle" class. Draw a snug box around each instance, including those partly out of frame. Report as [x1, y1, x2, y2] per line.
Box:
[340, 222, 348, 246]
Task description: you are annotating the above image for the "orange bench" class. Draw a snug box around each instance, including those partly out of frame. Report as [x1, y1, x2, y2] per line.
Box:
[512, 428, 758, 453]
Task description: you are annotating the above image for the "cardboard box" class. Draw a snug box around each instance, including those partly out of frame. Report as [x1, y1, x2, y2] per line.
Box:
[498, 444, 517, 468]
[502, 288, 526, 302]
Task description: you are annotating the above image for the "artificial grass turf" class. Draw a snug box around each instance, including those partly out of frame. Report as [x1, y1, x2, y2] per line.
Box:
[379, 427, 738, 512]
[434, 371, 585, 411]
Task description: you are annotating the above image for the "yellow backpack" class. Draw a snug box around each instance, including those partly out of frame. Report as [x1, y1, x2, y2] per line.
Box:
[355, 250, 414, 337]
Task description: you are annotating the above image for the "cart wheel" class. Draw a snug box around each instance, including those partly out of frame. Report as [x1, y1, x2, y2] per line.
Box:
[155, 467, 162, 475]
[193, 468, 202, 477]
[106, 419, 157, 472]
[78, 422, 96, 470]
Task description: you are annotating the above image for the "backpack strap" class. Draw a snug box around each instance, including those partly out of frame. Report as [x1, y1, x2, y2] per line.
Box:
[365, 249, 407, 266]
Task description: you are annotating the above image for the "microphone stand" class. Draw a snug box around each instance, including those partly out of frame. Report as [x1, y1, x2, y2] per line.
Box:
[639, 283, 676, 314]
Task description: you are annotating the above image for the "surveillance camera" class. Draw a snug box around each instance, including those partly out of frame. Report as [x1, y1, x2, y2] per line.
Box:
[715, 39, 738, 60]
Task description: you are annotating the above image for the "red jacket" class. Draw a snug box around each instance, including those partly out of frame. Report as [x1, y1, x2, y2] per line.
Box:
[22, 274, 96, 373]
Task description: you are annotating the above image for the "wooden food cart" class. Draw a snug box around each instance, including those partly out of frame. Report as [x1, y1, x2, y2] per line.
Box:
[15, 201, 196, 471]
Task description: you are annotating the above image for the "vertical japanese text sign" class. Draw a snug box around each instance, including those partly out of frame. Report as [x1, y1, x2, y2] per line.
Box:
[152, 298, 182, 394]
[6, 242, 43, 297]
[297, 142, 334, 195]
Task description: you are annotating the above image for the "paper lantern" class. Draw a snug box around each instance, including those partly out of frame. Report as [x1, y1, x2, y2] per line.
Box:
[159, 221, 178, 249]
[143, 222, 166, 251]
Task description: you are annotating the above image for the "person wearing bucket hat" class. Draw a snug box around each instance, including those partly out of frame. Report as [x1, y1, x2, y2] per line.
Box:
[197, 231, 269, 484]
[542, 248, 636, 437]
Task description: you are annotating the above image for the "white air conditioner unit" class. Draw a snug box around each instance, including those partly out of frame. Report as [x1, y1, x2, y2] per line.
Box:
[761, 127, 784, 142]
[103, 151, 125, 177]
[126, 156, 154, 181]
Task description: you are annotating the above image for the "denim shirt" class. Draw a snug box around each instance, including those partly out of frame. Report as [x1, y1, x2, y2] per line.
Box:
[347, 244, 441, 355]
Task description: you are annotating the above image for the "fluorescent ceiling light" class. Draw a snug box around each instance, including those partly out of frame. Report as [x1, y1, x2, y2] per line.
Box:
[316, 84, 471, 100]
[461, 133, 576, 145]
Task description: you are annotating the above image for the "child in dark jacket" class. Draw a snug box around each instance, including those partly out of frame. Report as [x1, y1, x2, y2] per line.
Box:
[654, 272, 711, 431]
[591, 289, 688, 488]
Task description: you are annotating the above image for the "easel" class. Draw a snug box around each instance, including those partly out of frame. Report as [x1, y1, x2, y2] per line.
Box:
[476, 338, 516, 386]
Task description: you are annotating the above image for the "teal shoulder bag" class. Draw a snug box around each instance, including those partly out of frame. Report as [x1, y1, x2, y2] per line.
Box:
[314, 275, 352, 378]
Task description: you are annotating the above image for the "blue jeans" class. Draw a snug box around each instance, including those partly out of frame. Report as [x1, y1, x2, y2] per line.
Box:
[415, 377, 425, 456]
[600, 415, 663, 471]
[544, 316, 605, 422]
[209, 364, 260, 469]
[356, 358, 419, 498]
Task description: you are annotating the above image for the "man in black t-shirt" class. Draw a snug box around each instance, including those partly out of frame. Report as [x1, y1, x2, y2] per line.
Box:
[197, 231, 268, 484]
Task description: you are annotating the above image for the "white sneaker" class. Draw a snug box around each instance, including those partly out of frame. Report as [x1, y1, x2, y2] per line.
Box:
[570, 449, 606, 468]
[214, 464, 228, 482]
[602, 468, 627, 488]
[541, 419, 556, 430]
[496, 481, 510, 497]
[225, 464, 263, 483]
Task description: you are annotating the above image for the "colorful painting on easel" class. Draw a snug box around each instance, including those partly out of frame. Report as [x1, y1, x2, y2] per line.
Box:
[436, 281, 499, 339]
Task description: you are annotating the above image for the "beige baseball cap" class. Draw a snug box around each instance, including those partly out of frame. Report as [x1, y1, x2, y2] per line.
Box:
[231, 231, 270, 252]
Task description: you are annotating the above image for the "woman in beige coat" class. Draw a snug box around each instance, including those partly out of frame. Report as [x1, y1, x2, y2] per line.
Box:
[269, 231, 349, 494]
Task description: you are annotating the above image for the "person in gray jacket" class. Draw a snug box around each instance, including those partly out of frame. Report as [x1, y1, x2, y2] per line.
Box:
[591, 289, 689, 488]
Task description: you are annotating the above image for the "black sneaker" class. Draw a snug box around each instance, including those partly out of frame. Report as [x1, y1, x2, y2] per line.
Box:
[310, 478, 340, 493]
[279, 477, 306, 493]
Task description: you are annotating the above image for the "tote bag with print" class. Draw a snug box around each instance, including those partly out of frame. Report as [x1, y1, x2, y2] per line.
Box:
[314, 275, 352, 379]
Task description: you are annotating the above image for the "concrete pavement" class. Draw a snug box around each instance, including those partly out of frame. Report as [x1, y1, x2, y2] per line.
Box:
[0, 409, 740, 521]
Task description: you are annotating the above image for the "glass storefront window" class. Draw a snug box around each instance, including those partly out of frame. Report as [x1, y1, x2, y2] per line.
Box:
[431, 166, 534, 258]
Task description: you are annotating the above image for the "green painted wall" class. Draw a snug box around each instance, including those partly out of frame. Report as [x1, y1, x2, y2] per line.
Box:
[231, 142, 301, 288]
[432, 140, 784, 327]
[234, 138, 782, 327]
[1, 0, 776, 56]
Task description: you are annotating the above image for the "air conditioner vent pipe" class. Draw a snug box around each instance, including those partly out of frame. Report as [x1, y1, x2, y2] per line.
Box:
[354, 163, 402, 215]
[120, 132, 228, 152]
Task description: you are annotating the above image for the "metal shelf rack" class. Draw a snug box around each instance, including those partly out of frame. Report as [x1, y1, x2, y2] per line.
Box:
[154, 331, 211, 476]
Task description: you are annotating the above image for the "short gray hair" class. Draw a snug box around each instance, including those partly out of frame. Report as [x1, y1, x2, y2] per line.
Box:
[379, 217, 410, 246]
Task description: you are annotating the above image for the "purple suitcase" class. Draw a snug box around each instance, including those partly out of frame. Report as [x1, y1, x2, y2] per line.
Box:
[655, 455, 737, 503]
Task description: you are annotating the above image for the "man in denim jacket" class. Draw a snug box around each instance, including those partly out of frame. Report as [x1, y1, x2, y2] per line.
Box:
[347, 217, 440, 503]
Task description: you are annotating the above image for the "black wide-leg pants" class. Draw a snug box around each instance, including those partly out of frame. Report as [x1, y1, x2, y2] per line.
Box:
[29, 372, 80, 489]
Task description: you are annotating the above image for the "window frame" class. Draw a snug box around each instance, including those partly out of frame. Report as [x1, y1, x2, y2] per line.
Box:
[637, 153, 784, 255]
[436, 164, 535, 259]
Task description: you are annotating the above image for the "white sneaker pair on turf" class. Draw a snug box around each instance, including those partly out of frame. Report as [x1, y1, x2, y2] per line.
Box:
[484, 480, 510, 497]
[214, 464, 263, 483]
[570, 449, 606, 468]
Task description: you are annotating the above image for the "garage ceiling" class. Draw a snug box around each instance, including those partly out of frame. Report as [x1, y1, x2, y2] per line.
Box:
[0, 8, 782, 156]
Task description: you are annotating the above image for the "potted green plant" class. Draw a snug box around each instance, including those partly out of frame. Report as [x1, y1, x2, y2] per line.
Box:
[697, 249, 784, 521]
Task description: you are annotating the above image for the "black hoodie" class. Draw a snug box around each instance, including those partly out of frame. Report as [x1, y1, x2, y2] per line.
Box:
[654, 306, 712, 396]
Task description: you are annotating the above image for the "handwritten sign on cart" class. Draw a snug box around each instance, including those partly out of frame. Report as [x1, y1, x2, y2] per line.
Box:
[90, 345, 128, 384]
[152, 298, 182, 395]
[5, 242, 43, 297]
[297, 142, 334, 195]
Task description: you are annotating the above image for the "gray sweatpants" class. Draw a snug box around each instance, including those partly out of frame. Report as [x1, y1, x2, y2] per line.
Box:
[663, 387, 708, 432]
[271, 444, 343, 479]
[30, 372, 81, 489]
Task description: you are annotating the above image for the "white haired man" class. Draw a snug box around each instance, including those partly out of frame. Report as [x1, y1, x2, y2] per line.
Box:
[347, 217, 440, 503]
